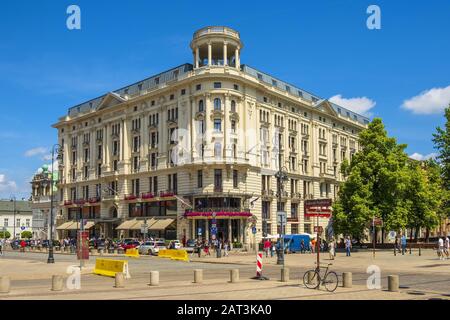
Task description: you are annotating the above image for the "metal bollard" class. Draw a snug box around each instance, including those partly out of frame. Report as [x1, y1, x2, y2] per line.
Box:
[52, 275, 64, 291]
[194, 269, 203, 284]
[115, 273, 125, 288]
[281, 268, 289, 282]
[343, 272, 352, 288]
[230, 269, 239, 283]
[0, 276, 11, 294]
[149, 271, 160, 286]
[388, 275, 399, 292]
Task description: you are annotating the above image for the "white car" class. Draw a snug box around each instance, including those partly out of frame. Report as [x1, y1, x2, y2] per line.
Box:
[138, 241, 167, 255]
[173, 240, 181, 249]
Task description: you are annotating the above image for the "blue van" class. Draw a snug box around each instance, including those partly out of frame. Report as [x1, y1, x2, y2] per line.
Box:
[283, 234, 311, 253]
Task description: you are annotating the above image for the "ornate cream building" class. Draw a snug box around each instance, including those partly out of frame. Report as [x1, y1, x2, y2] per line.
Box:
[53, 26, 369, 246]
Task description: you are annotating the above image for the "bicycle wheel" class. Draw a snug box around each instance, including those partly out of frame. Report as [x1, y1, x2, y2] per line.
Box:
[303, 270, 320, 289]
[323, 271, 339, 292]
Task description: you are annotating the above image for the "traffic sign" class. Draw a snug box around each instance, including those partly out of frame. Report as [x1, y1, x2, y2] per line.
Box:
[314, 226, 323, 233]
[277, 211, 287, 225]
[198, 228, 202, 236]
[388, 231, 396, 240]
[140, 224, 148, 234]
[252, 227, 257, 235]
[211, 227, 218, 235]
[20, 226, 26, 231]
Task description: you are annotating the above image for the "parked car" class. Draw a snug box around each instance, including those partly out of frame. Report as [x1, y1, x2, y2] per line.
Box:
[138, 241, 154, 255]
[121, 240, 141, 251]
[186, 239, 197, 248]
[151, 241, 167, 255]
[168, 240, 181, 249]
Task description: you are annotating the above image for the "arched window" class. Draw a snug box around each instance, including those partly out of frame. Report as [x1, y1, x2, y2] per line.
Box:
[214, 98, 222, 110]
[231, 100, 236, 112]
[198, 100, 204, 112]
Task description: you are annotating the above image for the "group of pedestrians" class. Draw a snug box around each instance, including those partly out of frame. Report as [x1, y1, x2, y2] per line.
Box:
[438, 236, 450, 260]
[194, 239, 231, 258]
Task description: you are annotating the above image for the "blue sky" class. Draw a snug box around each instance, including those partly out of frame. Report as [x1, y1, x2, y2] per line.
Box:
[0, 0, 449, 199]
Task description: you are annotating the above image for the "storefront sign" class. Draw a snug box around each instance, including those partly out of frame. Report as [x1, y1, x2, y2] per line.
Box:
[304, 199, 332, 217]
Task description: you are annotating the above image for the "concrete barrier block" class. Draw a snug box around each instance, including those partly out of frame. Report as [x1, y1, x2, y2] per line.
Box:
[230, 269, 239, 283]
[115, 273, 125, 288]
[343, 272, 352, 288]
[150, 271, 159, 286]
[194, 269, 203, 284]
[281, 268, 289, 282]
[51, 275, 64, 291]
[0, 276, 11, 293]
[388, 275, 399, 292]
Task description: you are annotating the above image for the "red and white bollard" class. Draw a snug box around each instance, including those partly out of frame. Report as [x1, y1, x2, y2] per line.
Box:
[252, 252, 269, 280]
[256, 253, 263, 277]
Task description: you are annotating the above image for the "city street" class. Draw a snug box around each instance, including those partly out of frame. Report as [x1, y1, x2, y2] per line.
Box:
[1, 249, 449, 300]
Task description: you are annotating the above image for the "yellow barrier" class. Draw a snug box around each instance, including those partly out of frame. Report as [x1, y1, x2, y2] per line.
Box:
[170, 250, 189, 262]
[157, 249, 171, 258]
[156, 249, 189, 262]
[93, 259, 131, 279]
[125, 248, 140, 258]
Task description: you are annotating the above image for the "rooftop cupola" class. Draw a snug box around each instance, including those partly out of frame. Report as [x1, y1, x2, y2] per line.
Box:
[190, 26, 243, 70]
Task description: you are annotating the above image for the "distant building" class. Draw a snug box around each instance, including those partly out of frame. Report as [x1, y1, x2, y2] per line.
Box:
[30, 165, 60, 240]
[0, 200, 32, 239]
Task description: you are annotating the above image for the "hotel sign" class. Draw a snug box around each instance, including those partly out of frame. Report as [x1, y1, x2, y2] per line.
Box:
[304, 199, 332, 218]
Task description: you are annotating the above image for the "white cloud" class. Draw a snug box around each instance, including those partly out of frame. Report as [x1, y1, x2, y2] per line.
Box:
[409, 152, 438, 161]
[24, 147, 48, 157]
[0, 174, 18, 192]
[329, 94, 376, 116]
[402, 85, 450, 115]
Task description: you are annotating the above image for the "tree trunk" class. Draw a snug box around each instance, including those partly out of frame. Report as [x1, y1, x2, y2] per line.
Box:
[413, 227, 418, 242]
[425, 228, 430, 243]
[381, 227, 385, 244]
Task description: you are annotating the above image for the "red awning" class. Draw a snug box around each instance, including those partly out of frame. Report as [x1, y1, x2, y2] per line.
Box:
[185, 212, 252, 218]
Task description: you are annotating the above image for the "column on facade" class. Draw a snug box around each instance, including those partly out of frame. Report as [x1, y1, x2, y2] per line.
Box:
[90, 129, 96, 179]
[205, 219, 209, 241]
[223, 42, 228, 66]
[223, 94, 229, 160]
[141, 112, 149, 169]
[104, 123, 110, 171]
[228, 218, 232, 242]
[122, 118, 131, 168]
[240, 219, 245, 244]
[195, 47, 200, 68]
[207, 42, 212, 66]
[190, 99, 197, 161]
[160, 106, 167, 167]
[191, 219, 195, 239]
[204, 94, 212, 158]
[235, 46, 240, 69]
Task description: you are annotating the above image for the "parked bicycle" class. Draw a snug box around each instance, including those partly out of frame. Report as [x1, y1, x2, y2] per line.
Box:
[303, 263, 339, 292]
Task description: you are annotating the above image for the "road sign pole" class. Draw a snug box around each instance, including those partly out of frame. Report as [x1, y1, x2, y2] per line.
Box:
[317, 214, 320, 271]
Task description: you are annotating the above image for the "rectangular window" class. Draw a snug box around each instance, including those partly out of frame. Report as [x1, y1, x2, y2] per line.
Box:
[197, 170, 203, 188]
[214, 82, 222, 88]
[214, 169, 222, 191]
[233, 170, 238, 188]
[214, 119, 222, 132]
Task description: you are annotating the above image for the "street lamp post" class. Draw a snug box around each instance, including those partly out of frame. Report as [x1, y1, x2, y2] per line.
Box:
[275, 153, 289, 266]
[10, 196, 16, 240]
[47, 144, 62, 264]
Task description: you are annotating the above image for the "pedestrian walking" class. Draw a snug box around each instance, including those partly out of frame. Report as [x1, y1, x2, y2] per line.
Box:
[329, 238, 335, 260]
[345, 236, 352, 257]
[401, 234, 407, 255]
[224, 240, 229, 257]
[263, 239, 271, 258]
[0, 238, 4, 256]
[270, 242, 275, 257]
[300, 239, 305, 254]
[438, 237, 445, 260]
[310, 238, 315, 254]
[444, 236, 450, 259]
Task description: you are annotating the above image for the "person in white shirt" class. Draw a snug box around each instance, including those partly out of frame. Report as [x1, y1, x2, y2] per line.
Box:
[438, 238, 444, 260]
[444, 237, 450, 259]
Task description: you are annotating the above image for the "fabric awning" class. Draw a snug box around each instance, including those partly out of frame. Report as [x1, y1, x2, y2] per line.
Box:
[56, 221, 75, 230]
[116, 219, 139, 230]
[66, 221, 95, 230]
[149, 219, 175, 230]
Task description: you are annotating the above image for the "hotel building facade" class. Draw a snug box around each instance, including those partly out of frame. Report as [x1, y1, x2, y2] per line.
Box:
[54, 26, 369, 246]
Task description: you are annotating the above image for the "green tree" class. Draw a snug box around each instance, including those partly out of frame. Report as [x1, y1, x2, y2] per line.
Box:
[0, 230, 11, 239]
[404, 160, 441, 242]
[433, 105, 450, 189]
[21, 231, 32, 239]
[333, 118, 410, 241]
